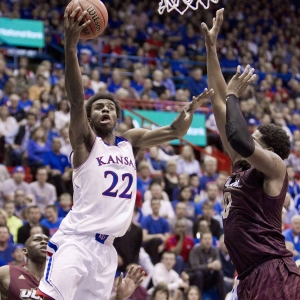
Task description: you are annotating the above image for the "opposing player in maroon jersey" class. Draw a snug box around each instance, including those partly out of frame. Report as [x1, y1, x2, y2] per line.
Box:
[0, 233, 144, 300]
[202, 9, 300, 299]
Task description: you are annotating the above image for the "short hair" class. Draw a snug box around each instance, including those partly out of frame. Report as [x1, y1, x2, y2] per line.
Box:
[204, 156, 217, 165]
[202, 201, 214, 210]
[137, 161, 150, 172]
[151, 283, 169, 300]
[27, 205, 40, 213]
[85, 93, 121, 119]
[149, 177, 163, 188]
[3, 201, 15, 209]
[26, 112, 38, 120]
[36, 166, 47, 175]
[162, 251, 176, 258]
[45, 205, 58, 212]
[291, 215, 300, 223]
[257, 124, 291, 160]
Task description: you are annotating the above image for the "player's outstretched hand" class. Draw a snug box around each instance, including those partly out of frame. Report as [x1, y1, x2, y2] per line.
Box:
[115, 265, 145, 300]
[64, 7, 91, 49]
[226, 65, 257, 98]
[201, 8, 224, 48]
[184, 88, 214, 121]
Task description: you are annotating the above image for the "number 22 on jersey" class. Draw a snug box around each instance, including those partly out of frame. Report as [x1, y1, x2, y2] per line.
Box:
[102, 171, 133, 199]
[222, 192, 233, 219]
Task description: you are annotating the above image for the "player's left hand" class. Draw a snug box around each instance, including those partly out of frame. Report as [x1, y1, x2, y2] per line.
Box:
[184, 88, 214, 121]
[115, 265, 145, 300]
[226, 65, 257, 98]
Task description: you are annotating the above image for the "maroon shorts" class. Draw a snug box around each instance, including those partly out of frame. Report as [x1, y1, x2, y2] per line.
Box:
[237, 258, 300, 300]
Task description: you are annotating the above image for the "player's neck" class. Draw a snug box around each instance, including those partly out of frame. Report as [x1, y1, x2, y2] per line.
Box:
[25, 260, 46, 281]
[97, 131, 116, 146]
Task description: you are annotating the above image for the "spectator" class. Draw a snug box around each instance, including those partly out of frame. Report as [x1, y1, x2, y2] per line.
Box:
[137, 161, 152, 197]
[8, 244, 25, 266]
[43, 137, 72, 196]
[142, 182, 175, 220]
[27, 126, 51, 173]
[164, 160, 178, 201]
[283, 192, 298, 225]
[114, 219, 143, 274]
[185, 68, 207, 98]
[90, 68, 106, 94]
[172, 186, 196, 221]
[141, 198, 170, 265]
[28, 74, 49, 101]
[186, 286, 201, 300]
[29, 167, 57, 212]
[172, 173, 190, 202]
[177, 145, 201, 177]
[29, 224, 44, 236]
[17, 205, 49, 244]
[82, 75, 95, 100]
[168, 202, 194, 237]
[40, 115, 59, 143]
[152, 70, 167, 98]
[131, 69, 145, 93]
[108, 70, 123, 94]
[186, 231, 225, 299]
[189, 174, 200, 202]
[10, 112, 38, 166]
[0, 166, 30, 204]
[54, 99, 70, 132]
[40, 205, 63, 237]
[165, 220, 194, 274]
[59, 126, 72, 158]
[3, 201, 23, 243]
[150, 282, 170, 300]
[199, 156, 218, 191]
[139, 79, 159, 100]
[57, 193, 72, 218]
[194, 201, 222, 239]
[218, 234, 235, 296]
[286, 165, 300, 199]
[0, 225, 16, 264]
[0, 105, 19, 147]
[195, 182, 223, 218]
[7, 94, 26, 123]
[150, 251, 189, 299]
[39, 90, 55, 117]
[13, 189, 29, 219]
[147, 146, 167, 175]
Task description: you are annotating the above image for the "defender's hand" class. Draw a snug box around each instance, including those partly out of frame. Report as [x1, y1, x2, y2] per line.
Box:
[64, 7, 91, 49]
[115, 265, 145, 300]
[226, 65, 257, 98]
[184, 88, 214, 121]
[201, 8, 224, 48]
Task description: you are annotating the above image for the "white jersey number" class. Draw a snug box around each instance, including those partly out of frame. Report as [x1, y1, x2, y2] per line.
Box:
[102, 171, 133, 199]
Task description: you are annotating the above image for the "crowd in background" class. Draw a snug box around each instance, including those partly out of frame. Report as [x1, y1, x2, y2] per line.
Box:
[1, 0, 300, 299]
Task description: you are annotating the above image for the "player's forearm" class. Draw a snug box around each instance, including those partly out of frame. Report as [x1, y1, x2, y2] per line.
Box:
[65, 48, 85, 107]
[206, 46, 227, 107]
[170, 104, 194, 138]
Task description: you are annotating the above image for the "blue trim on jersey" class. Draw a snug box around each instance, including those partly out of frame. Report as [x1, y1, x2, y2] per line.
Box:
[103, 136, 128, 146]
[48, 240, 58, 252]
[45, 256, 53, 286]
[95, 233, 109, 244]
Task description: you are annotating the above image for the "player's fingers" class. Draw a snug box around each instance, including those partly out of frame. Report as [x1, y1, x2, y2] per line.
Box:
[117, 272, 123, 286]
[70, 7, 81, 23]
[201, 22, 209, 34]
[76, 10, 88, 25]
[239, 65, 250, 79]
[215, 8, 224, 27]
[64, 7, 69, 27]
[247, 74, 257, 83]
[127, 265, 134, 275]
[132, 265, 141, 276]
[80, 19, 91, 29]
[243, 68, 255, 82]
[212, 17, 216, 27]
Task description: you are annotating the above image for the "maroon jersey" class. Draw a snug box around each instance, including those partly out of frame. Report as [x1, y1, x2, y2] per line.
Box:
[8, 265, 42, 300]
[223, 161, 299, 279]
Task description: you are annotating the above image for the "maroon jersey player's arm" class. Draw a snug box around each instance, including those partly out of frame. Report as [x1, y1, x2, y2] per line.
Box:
[123, 89, 213, 156]
[0, 265, 10, 299]
[202, 9, 241, 163]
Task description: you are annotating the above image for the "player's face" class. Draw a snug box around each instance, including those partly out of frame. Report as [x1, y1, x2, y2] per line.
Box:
[25, 234, 49, 261]
[91, 99, 118, 132]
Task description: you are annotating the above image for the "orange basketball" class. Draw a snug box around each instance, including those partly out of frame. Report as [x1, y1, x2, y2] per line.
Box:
[67, 0, 108, 40]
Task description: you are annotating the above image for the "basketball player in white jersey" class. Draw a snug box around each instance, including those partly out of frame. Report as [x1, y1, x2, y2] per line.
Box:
[37, 7, 214, 300]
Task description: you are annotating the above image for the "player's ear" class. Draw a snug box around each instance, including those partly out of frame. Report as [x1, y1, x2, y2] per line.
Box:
[22, 248, 28, 256]
[266, 147, 274, 152]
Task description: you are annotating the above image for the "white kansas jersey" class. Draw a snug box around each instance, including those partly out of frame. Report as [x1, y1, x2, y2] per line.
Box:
[59, 136, 137, 237]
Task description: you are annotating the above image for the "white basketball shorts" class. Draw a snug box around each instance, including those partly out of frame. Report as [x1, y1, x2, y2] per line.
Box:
[38, 229, 117, 300]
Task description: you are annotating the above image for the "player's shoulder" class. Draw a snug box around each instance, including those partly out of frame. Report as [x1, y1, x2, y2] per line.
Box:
[0, 265, 10, 280]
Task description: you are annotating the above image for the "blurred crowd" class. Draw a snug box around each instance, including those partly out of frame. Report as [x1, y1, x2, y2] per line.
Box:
[1, 0, 300, 299]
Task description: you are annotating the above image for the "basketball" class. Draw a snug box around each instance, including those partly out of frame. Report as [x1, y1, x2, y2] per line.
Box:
[66, 0, 108, 40]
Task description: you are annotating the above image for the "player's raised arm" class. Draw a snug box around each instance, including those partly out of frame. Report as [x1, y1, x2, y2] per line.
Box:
[225, 66, 287, 181]
[202, 8, 240, 162]
[64, 7, 95, 165]
[123, 88, 213, 152]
